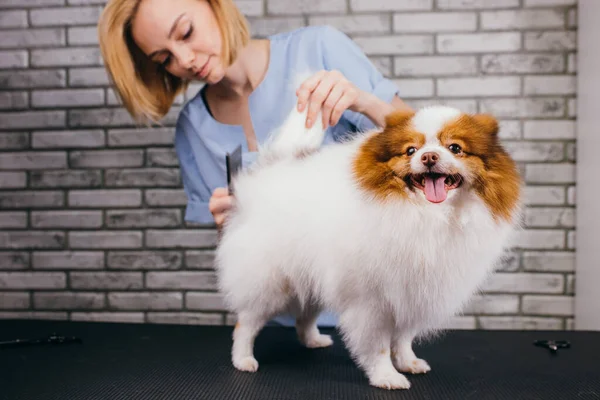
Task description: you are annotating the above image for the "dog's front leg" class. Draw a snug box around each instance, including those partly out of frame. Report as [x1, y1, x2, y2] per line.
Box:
[338, 307, 411, 390]
[391, 331, 431, 374]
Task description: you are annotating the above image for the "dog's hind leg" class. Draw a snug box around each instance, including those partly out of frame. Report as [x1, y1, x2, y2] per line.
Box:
[231, 310, 269, 372]
[391, 330, 431, 374]
[294, 302, 333, 349]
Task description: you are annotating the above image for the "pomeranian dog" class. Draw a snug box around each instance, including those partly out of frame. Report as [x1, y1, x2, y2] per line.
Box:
[215, 101, 522, 390]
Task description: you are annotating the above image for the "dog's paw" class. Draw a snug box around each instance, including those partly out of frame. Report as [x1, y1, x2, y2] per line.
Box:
[394, 358, 431, 374]
[302, 334, 333, 349]
[233, 356, 259, 372]
[369, 371, 411, 390]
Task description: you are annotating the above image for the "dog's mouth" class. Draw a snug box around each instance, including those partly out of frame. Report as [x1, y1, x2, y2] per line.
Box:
[408, 172, 463, 203]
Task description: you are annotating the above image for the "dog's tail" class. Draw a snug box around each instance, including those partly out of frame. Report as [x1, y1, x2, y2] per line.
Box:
[257, 72, 326, 164]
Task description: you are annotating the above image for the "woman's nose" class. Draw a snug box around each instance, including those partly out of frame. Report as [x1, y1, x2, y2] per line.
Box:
[173, 46, 195, 71]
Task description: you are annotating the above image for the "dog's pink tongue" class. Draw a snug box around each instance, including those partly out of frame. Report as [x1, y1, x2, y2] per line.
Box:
[424, 175, 447, 203]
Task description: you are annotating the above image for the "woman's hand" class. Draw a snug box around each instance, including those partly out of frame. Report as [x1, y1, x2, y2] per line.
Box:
[296, 70, 367, 129]
[209, 187, 234, 230]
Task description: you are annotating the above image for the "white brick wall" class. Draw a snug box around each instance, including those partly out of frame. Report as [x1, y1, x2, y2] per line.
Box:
[0, 0, 577, 330]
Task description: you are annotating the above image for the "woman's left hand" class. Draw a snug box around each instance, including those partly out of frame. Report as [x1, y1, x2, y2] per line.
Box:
[296, 70, 367, 129]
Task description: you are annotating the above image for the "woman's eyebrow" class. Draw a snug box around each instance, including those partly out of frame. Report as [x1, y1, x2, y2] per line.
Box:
[148, 13, 185, 59]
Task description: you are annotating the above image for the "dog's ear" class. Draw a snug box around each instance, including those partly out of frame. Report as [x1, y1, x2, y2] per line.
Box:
[384, 109, 415, 130]
[471, 113, 499, 137]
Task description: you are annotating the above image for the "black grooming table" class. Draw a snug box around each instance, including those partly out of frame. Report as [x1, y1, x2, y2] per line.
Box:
[0, 319, 599, 400]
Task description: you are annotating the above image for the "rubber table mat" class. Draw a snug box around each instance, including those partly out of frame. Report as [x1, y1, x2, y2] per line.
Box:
[0, 319, 599, 400]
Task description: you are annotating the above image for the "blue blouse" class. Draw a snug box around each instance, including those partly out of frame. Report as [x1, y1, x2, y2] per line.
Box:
[174, 25, 400, 326]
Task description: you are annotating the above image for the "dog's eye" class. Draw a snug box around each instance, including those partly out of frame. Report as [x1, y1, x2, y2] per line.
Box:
[406, 147, 417, 156]
[449, 144, 462, 154]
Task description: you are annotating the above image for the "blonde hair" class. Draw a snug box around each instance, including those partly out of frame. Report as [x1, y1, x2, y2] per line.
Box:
[98, 0, 250, 124]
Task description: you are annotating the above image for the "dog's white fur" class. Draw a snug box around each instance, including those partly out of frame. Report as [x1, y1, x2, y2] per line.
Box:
[215, 101, 521, 390]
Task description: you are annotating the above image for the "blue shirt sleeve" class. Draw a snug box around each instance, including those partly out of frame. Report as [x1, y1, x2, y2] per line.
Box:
[317, 26, 400, 133]
[174, 112, 216, 225]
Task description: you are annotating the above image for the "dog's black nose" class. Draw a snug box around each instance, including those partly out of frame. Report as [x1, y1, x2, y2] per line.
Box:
[421, 152, 439, 167]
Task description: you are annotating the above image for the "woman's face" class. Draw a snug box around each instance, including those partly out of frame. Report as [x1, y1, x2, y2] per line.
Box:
[131, 0, 225, 84]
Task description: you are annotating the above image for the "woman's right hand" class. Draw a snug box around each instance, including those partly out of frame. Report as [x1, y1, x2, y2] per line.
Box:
[209, 187, 234, 230]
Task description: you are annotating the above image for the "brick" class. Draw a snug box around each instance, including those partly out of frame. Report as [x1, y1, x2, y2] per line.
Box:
[147, 312, 222, 326]
[0, 252, 29, 270]
[0, 231, 65, 249]
[30, 6, 102, 26]
[108, 128, 175, 147]
[185, 251, 216, 269]
[463, 295, 519, 314]
[69, 189, 141, 208]
[267, 0, 345, 14]
[567, 9, 576, 28]
[105, 168, 181, 187]
[443, 316, 477, 330]
[567, 230, 575, 249]
[525, 207, 574, 228]
[479, 316, 562, 330]
[0, 10, 27, 28]
[481, 54, 564, 74]
[33, 251, 104, 269]
[308, 15, 391, 35]
[106, 209, 181, 228]
[516, 229, 565, 249]
[391, 79, 434, 98]
[145, 189, 188, 207]
[525, 31, 576, 51]
[69, 107, 180, 128]
[31, 210, 103, 228]
[438, 77, 520, 97]
[186, 292, 225, 311]
[395, 56, 478, 77]
[523, 251, 574, 272]
[350, 0, 432, 11]
[0, 50, 28, 69]
[566, 274, 574, 295]
[522, 295, 573, 316]
[483, 272, 563, 294]
[524, 75, 576, 95]
[247, 17, 305, 38]
[107, 251, 182, 270]
[1, 29, 65, 48]
[567, 53, 576, 73]
[0, 212, 27, 228]
[0, 272, 65, 289]
[69, 231, 143, 249]
[523, 120, 574, 140]
[0, 133, 29, 149]
[0, 311, 67, 320]
[0, 172, 26, 188]
[524, 186, 565, 205]
[495, 250, 520, 272]
[525, 163, 575, 184]
[567, 98, 576, 117]
[0, 91, 28, 110]
[438, 32, 521, 53]
[353, 35, 434, 55]
[481, 10, 564, 30]
[71, 312, 145, 323]
[236, 0, 263, 16]
[146, 230, 218, 249]
[34, 292, 104, 309]
[109, 292, 182, 310]
[503, 141, 564, 162]
[524, 0, 576, 6]
[0, 111, 65, 129]
[32, 47, 101, 67]
[0, 292, 30, 309]
[34, 127, 104, 148]
[0, 151, 66, 170]
[68, 26, 99, 45]
[69, 68, 109, 87]
[70, 272, 143, 290]
[146, 272, 217, 290]
[0, 191, 64, 209]
[30, 170, 102, 188]
[394, 12, 476, 32]
[567, 186, 575, 205]
[480, 98, 565, 118]
[69, 150, 144, 168]
[0, 70, 65, 88]
[497, 120, 521, 140]
[437, 0, 519, 8]
[0, 0, 64, 6]
[32, 89, 104, 108]
[147, 149, 179, 167]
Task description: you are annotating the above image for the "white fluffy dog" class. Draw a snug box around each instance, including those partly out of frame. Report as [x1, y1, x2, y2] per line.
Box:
[215, 100, 522, 390]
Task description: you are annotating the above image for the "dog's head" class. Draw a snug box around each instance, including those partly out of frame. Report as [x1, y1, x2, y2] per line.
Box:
[353, 105, 521, 220]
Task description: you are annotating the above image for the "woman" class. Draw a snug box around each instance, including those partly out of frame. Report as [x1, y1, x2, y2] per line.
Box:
[99, 0, 412, 228]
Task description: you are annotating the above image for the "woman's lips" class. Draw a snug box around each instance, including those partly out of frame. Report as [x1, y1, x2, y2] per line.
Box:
[196, 58, 210, 79]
